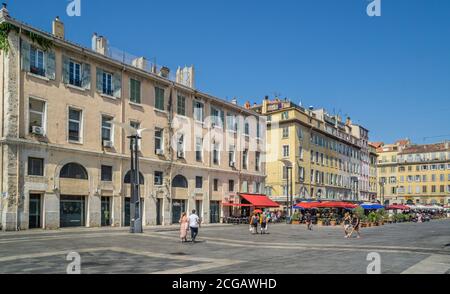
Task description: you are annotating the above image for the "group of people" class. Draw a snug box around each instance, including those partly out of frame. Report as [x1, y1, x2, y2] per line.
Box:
[179, 209, 201, 243]
[249, 212, 270, 234]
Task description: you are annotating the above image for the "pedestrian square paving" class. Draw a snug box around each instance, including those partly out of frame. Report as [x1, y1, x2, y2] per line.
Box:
[0, 219, 449, 274]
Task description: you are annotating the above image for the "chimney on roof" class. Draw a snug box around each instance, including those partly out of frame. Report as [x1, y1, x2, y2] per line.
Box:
[132, 57, 147, 70]
[231, 98, 237, 105]
[52, 16, 65, 39]
[92, 33, 108, 55]
[159, 66, 170, 78]
[346, 117, 352, 126]
[244, 101, 251, 109]
[0, 3, 8, 18]
[176, 65, 195, 88]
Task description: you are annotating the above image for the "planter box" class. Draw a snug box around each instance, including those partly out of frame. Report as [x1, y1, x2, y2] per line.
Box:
[292, 221, 300, 225]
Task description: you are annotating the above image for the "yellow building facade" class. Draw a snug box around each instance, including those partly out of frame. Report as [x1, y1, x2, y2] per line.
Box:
[252, 98, 372, 209]
[377, 140, 450, 205]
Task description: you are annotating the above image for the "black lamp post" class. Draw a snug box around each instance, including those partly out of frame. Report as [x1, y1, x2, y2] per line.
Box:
[280, 159, 293, 223]
[111, 121, 148, 234]
[129, 135, 143, 234]
[379, 179, 385, 206]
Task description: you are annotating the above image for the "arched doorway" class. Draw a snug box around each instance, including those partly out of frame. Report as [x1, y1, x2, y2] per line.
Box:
[172, 175, 188, 223]
[59, 163, 88, 228]
[123, 171, 145, 227]
[124, 171, 145, 184]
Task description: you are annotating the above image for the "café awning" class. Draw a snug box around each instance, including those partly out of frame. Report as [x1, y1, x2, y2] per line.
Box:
[387, 204, 410, 211]
[294, 202, 321, 209]
[360, 203, 385, 210]
[239, 193, 280, 208]
[294, 201, 357, 209]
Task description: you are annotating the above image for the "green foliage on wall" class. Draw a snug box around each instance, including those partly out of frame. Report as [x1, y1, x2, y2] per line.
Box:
[0, 22, 53, 54]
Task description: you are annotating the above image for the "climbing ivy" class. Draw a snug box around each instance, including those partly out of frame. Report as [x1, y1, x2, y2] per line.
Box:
[25, 30, 53, 51]
[0, 22, 53, 54]
[0, 22, 18, 54]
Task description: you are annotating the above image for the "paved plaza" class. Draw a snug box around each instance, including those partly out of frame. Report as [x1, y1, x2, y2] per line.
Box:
[1, 220, 450, 274]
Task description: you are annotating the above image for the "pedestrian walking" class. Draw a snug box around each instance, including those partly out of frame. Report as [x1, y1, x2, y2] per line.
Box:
[251, 213, 259, 234]
[348, 214, 361, 239]
[188, 209, 201, 243]
[260, 213, 268, 234]
[343, 213, 352, 238]
[306, 211, 313, 231]
[179, 212, 189, 243]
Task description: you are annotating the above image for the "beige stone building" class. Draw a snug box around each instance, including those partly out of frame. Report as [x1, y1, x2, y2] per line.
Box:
[0, 9, 265, 231]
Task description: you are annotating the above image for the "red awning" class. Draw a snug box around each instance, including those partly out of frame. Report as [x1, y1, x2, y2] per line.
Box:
[319, 202, 358, 209]
[294, 201, 357, 209]
[222, 203, 252, 207]
[387, 205, 410, 210]
[294, 202, 321, 209]
[239, 194, 280, 208]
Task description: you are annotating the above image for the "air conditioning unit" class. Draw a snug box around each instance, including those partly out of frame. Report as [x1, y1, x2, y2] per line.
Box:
[156, 149, 164, 156]
[103, 141, 113, 148]
[229, 161, 236, 168]
[177, 151, 185, 159]
[31, 126, 44, 136]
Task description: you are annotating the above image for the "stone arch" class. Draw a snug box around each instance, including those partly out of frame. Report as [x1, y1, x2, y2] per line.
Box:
[124, 170, 145, 185]
[60, 163, 88, 180]
[172, 175, 188, 188]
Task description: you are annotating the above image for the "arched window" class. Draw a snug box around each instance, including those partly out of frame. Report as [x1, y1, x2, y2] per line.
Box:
[124, 171, 145, 184]
[172, 175, 188, 188]
[60, 163, 88, 180]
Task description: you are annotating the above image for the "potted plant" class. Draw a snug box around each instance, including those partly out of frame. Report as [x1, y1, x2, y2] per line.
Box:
[330, 218, 337, 226]
[291, 212, 300, 225]
[368, 211, 377, 226]
[360, 215, 369, 228]
[377, 209, 387, 225]
[317, 217, 324, 226]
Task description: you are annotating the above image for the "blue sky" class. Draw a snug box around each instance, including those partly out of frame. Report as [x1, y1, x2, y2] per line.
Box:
[7, 0, 450, 144]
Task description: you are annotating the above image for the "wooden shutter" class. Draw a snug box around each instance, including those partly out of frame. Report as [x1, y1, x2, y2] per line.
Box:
[21, 40, 30, 72]
[82, 63, 91, 90]
[113, 72, 122, 98]
[96, 68, 103, 93]
[45, 50, 56, 80]
[62, 55, 70, 84]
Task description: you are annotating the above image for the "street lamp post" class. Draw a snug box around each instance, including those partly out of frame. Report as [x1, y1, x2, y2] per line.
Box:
[379, 179, 385, 206]
[112, 122, 150, 234]
[129, 135, 142, 234]
[280, 159, 293, 223]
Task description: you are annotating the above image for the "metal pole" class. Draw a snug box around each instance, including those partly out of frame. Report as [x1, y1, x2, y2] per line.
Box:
[129, 136, 135, 233]
[134, 135, 143, 233]
[290, 167, 293, 219]
[286, 171, 289, 223]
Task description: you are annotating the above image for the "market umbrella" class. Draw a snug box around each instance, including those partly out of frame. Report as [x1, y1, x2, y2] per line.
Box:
[294, 202, 320, 210]
[387, 205, 410, 211]
[319, 202, 358, 209]
[253, 209, 263, 214]
[360, 203, 384, 210]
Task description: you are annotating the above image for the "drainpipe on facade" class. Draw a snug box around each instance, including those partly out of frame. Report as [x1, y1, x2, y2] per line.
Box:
[167, 83, 176, 225]
[15, 26, 23, 230]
